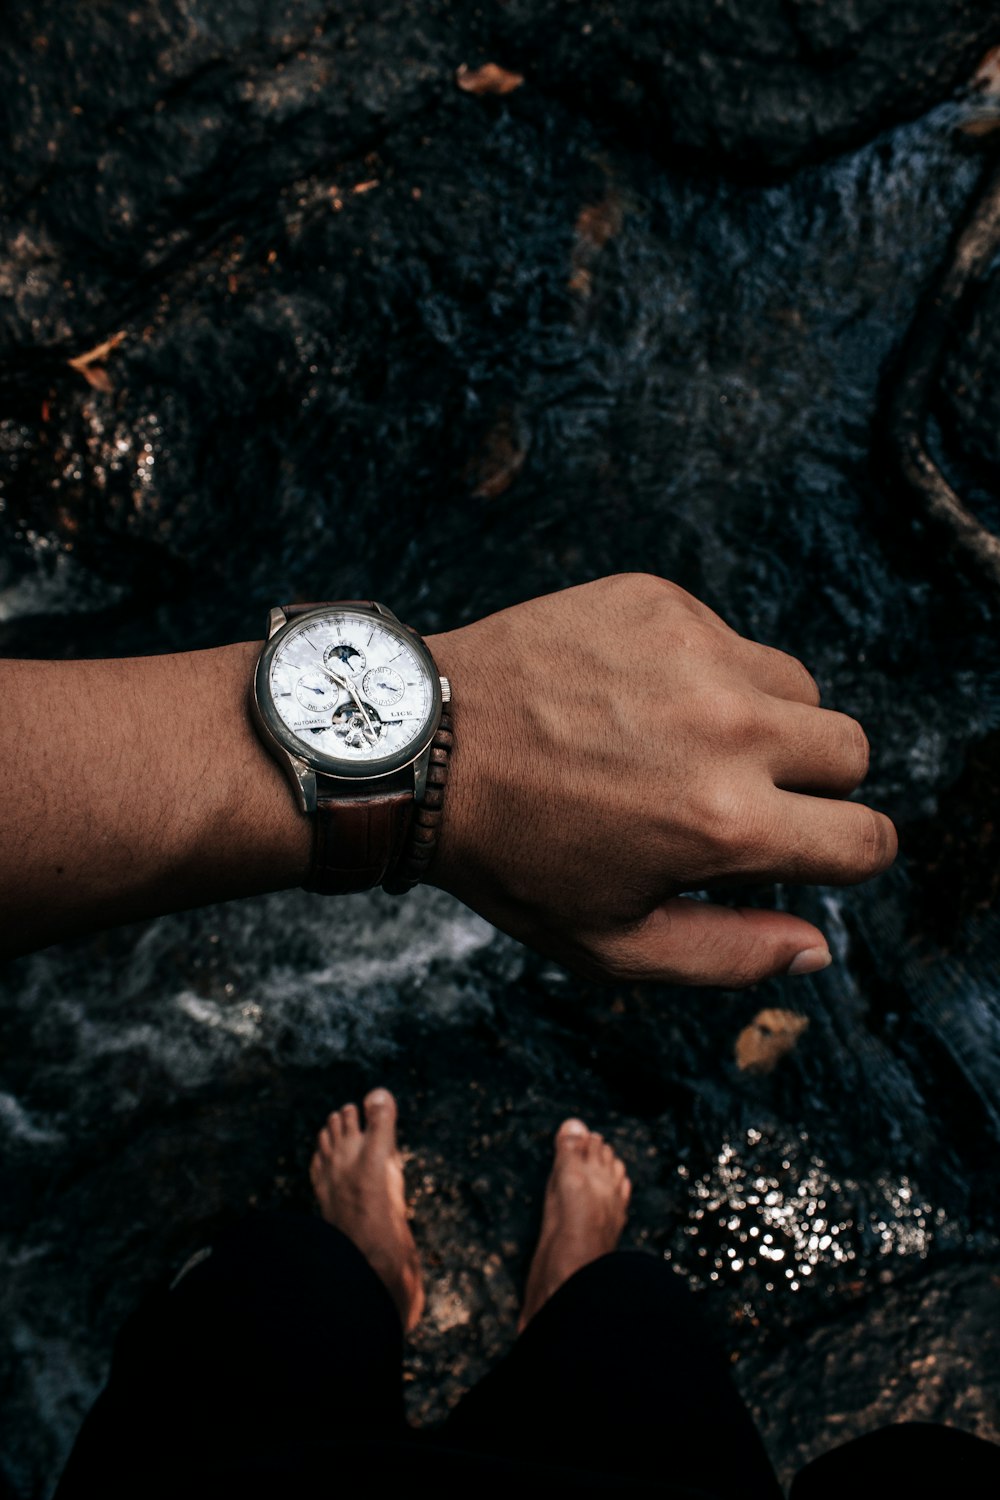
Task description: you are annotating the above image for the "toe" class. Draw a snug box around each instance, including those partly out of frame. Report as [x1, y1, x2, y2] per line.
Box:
[327, 1111, 342, 1142]
[555, 1118, 588, 1151]
[341, 1103, 360, 1135]
[363, 1087, 398, 1149]
[318, 1125, 334, 1155]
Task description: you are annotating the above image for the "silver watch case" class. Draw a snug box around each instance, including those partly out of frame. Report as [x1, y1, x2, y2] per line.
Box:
[251, 602, 450, 814]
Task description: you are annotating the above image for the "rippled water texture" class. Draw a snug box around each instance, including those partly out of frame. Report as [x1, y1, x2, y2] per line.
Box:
[2, 3, 1000, 1495]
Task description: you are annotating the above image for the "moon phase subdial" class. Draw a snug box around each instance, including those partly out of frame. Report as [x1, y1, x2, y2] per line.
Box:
[324, 641, 366, 674]
[362, 666, 405, 706]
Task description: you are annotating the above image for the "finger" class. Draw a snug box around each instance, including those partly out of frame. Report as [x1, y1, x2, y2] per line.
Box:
[733, 638, 821, 706]
[595, 899, 832, 988]
[760, 792, 898, 885]
[764, 700, 870, 795]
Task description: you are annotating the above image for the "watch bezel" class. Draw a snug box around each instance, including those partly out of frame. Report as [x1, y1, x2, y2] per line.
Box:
[253, 605, 443, 781]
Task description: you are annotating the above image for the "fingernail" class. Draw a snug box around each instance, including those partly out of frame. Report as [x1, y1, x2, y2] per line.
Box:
[787, 947, 832, 977]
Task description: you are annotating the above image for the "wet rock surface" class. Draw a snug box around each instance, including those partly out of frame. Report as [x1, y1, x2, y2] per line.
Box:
[942, 268, 1000, 492]
[484, 0, 1000, 174]
[2, 4, 1000, 1498]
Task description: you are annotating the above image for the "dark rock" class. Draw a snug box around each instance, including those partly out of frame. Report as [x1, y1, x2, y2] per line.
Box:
[940, 266, 1000, 492]
[481, 0, 1000, 173]
[3, 5, 1000, 1499]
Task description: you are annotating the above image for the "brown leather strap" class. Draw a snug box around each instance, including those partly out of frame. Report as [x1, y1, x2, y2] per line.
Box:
[305, 776, 414, 894]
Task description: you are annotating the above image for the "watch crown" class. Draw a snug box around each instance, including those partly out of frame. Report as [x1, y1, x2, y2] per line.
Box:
[440, 676, 451, 704]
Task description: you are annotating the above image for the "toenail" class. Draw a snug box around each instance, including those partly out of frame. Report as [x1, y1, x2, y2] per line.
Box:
[367, 1088, 390, 1107]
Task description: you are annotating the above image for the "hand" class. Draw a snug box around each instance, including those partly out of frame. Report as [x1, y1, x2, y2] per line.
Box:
[427, 574, 896, 988]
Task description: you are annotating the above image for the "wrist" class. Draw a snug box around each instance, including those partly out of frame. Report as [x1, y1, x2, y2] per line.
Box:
[216, 641, 314, 891]
[421, 626, 506, 903]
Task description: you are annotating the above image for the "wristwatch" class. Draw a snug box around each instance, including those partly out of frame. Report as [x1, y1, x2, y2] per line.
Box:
[250, 600, 452, 895]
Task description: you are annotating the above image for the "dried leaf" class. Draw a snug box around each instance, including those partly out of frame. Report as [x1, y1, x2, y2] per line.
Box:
[67, 330, 126, 372]
[735, 1008, 809, 1075]
[961, 117, 1000, 138]
[79, 365, 114, 393]
[568, 192, 624, 297]
[351, 179, 380, 195]
[575, 196, 624, 253]
[456, 62, 524, 97]
[468, 413, 527, 499]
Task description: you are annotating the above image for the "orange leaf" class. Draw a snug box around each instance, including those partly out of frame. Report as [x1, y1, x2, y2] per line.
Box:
[67, 330, 126, 372]
[80, 366, 113, 393]
[735, 1009, 809, 1074]
[456, 62, 524, 97]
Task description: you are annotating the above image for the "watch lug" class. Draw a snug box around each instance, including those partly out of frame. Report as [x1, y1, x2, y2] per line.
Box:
[266, 607, 288, 639]
[371, 601, 400, 623]
[412, 742, 432, 802]
[275, 752, 316, 813]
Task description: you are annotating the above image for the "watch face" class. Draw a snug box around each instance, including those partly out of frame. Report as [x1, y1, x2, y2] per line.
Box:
[258, 607, 439, 777]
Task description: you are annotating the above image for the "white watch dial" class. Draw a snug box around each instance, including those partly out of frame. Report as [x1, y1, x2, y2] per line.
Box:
[269, 610, 435, 764]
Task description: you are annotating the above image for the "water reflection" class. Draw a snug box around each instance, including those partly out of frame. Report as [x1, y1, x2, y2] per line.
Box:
[670, 1127, 955, 1308]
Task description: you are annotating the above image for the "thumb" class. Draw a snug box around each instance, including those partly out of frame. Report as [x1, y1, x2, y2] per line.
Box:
[611, 898, 832, 988]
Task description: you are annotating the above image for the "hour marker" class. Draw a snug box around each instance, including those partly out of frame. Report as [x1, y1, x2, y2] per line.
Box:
[366, 629, 375, 646]
[388, 650, 402, 662]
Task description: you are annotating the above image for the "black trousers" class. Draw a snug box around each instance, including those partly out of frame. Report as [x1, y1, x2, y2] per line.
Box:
[54, 1212, 1000, 1498]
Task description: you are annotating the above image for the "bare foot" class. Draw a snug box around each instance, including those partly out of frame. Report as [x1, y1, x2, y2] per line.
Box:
[519, 1119, 632, 1332]
[309, 1087, 424, 1332]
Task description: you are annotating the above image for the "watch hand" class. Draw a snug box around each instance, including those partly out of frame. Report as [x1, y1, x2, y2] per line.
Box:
[320, 666, 379, 742]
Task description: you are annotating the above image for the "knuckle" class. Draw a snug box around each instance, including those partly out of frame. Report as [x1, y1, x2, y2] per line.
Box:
[791, 655, 821, 706]
[694, 781, 762, 858]
[605, 571, 667, 604]
[715, 690, 763, 746]
[606, 571, 709, 624]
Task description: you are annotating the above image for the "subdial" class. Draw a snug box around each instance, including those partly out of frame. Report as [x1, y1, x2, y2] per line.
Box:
[324, 641, 366, 675]
[362, 666, 405, 706]
[331, 702, 384, 749]
[294, 670, 340, 714]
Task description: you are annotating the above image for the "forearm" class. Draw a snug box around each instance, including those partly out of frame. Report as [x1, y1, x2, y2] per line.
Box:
[0, 643, 311, 956]
[0, 576, 896, 986]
